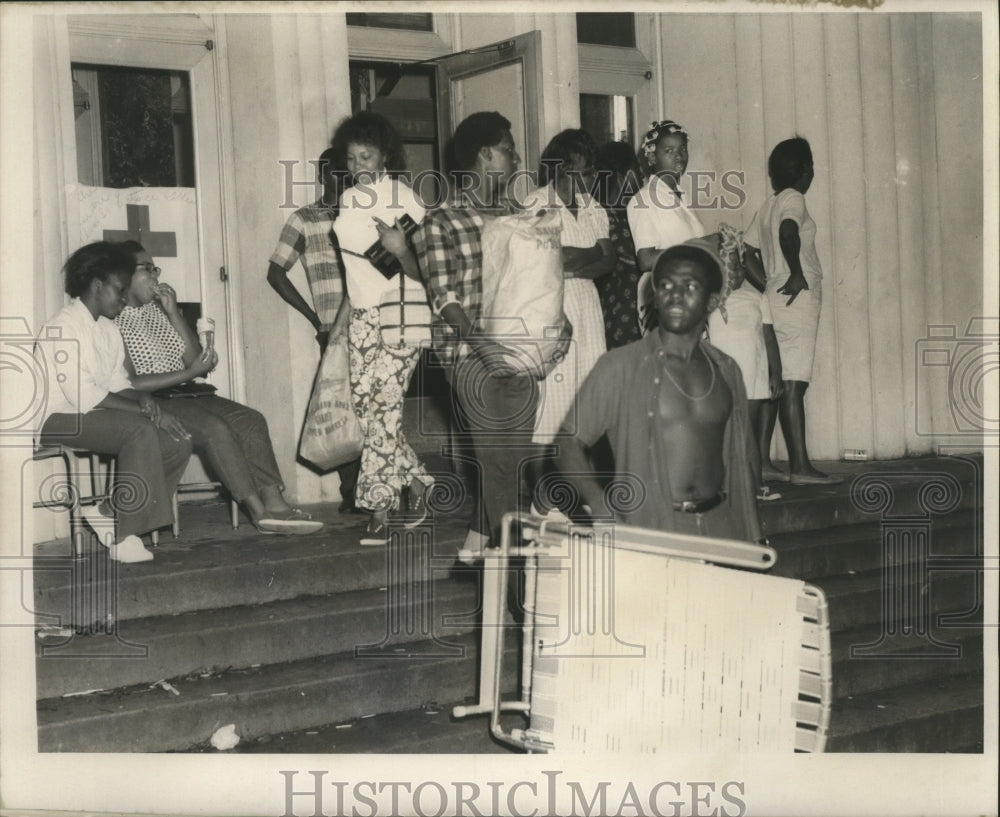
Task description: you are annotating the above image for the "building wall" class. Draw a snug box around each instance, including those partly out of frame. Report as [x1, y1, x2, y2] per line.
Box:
[221, 13, 352, 505]
[657, 12, 986, 459]
[22, 9, 989, 541]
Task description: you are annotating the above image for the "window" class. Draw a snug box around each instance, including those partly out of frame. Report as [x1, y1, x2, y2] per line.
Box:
[72, 63, 194, 188]
[346, 13, 433, 32]
[348, 61, 441, 204]
[576, 13, 636, 48]
[576, 12, 651, 153]
[580, 93, 634, 147]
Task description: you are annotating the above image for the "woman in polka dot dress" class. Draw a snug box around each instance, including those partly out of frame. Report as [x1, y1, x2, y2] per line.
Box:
[114, 240, 320, 535]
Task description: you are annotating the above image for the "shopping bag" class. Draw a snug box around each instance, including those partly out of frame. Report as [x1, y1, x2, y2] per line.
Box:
[480, 208, 572, 378]
[299, 317, 362, 470]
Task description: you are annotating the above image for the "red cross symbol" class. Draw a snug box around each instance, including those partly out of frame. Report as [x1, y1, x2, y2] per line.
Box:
[103, 204, 178, 258]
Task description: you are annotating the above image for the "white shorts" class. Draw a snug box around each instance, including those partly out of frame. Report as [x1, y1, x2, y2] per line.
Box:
[766, 279, 821, 382]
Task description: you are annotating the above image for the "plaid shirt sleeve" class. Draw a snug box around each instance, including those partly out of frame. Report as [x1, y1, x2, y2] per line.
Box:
[414, 211, 460, 314]
[268, 212, 307, 271]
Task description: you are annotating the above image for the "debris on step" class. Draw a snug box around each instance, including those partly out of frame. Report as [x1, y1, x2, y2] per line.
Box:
[210, 724, 240, 751]
[152, 680, 181, 696]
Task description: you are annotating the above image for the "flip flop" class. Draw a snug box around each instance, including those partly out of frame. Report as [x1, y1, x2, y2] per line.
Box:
[256, 517, 324, 535]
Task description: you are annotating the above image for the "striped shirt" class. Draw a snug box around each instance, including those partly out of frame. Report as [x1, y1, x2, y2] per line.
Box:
[268, 199, 345, 330]
[413, 194, 498, 365]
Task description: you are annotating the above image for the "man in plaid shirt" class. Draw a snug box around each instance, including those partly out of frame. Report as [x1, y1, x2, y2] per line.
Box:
[267, 147, 361, 512]
[413, 111, 535, 561]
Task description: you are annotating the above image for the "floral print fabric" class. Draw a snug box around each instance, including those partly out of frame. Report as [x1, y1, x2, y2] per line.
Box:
[348, 306, 433, 511]
[594, 209, 642, 349]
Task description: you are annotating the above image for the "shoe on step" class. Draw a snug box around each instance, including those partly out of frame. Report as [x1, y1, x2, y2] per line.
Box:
[108, 535, 154, 563]
[360, 516, 388, 546]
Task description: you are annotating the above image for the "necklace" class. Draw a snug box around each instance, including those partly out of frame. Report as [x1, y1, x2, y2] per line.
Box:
[658, 343, 716, 401]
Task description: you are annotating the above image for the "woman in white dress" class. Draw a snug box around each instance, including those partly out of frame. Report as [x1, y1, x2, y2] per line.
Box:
[521, 129, 615, 512]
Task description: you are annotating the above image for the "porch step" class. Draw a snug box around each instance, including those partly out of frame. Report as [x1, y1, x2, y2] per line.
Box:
[826, 672, 984, 752]
[32, 517, 466, 627]
[35, 579, 481, 699]
[33, 455, 984, 754]
[811, 568, 981, 632]
[830, 624, 983, 698]
[37, 631, 517, 753]
[767, 508, 979, 579]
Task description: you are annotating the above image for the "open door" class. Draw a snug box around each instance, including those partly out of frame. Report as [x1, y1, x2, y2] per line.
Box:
[67, 15, 234, 401]
[435, 31, 543, 198]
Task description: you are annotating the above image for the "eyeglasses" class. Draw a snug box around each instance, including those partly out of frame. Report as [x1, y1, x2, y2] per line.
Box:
[137, 263, 161, 275]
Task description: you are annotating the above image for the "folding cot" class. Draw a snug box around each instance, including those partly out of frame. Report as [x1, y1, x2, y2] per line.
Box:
[453, 512, 832, 753]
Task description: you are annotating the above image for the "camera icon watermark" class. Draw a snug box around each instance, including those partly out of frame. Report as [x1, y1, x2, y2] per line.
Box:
[914, 317, 999, 436]
[1, 318, 79, 444]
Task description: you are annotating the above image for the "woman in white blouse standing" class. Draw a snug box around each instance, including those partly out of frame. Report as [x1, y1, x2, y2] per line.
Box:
[627, 120, 705, 333]
[331, 111, 434, 545]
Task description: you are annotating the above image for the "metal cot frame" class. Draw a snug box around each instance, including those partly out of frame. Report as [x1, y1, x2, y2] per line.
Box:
[453, 512, 832, 753]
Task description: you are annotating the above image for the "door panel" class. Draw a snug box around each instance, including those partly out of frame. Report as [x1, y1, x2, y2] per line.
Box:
[68, 15, 232, 491]
[68, 15, 232, 401]
[435, 31, 542, 197]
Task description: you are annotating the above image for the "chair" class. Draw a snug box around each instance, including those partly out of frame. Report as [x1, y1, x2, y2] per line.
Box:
[453, 512, 832, 753]
[32, 444, 161, 555]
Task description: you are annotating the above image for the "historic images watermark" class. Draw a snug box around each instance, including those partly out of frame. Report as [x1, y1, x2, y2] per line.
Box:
[278, 769, 749, 817]
[276, 159, 749, 213]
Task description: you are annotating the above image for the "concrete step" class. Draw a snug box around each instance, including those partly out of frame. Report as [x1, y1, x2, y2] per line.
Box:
[32, 512, 469, 628]
[32, 455, 981, 629]
[756, 460, 979, 538]
[768, 508, 979, 579]
[826, 672, 984, 752]
[811, 566, 981, 632]
[204, 698, 525, 754]
[37, 631, 517, 753]
[35, 577, 482, 699]
[830, 624, 983, 698]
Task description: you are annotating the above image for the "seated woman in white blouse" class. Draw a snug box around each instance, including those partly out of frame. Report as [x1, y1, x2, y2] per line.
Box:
[35, 241, 192, 562]
[114, 240, 320, 535]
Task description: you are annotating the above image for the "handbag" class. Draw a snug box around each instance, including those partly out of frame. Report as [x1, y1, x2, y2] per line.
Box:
[153, 381, 218, 399]
[298, 308, 363, 470]
[364, 213, 419, 280]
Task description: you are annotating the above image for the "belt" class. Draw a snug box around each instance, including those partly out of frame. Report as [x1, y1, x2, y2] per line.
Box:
[673, 492, 727, 514]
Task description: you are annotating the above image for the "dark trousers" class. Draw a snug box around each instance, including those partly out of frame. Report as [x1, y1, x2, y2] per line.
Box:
[337, 457, 361, 498]
[449, 354, 540, 544]
[159, 395, 283, 502]
[41, 410, 192, 539]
